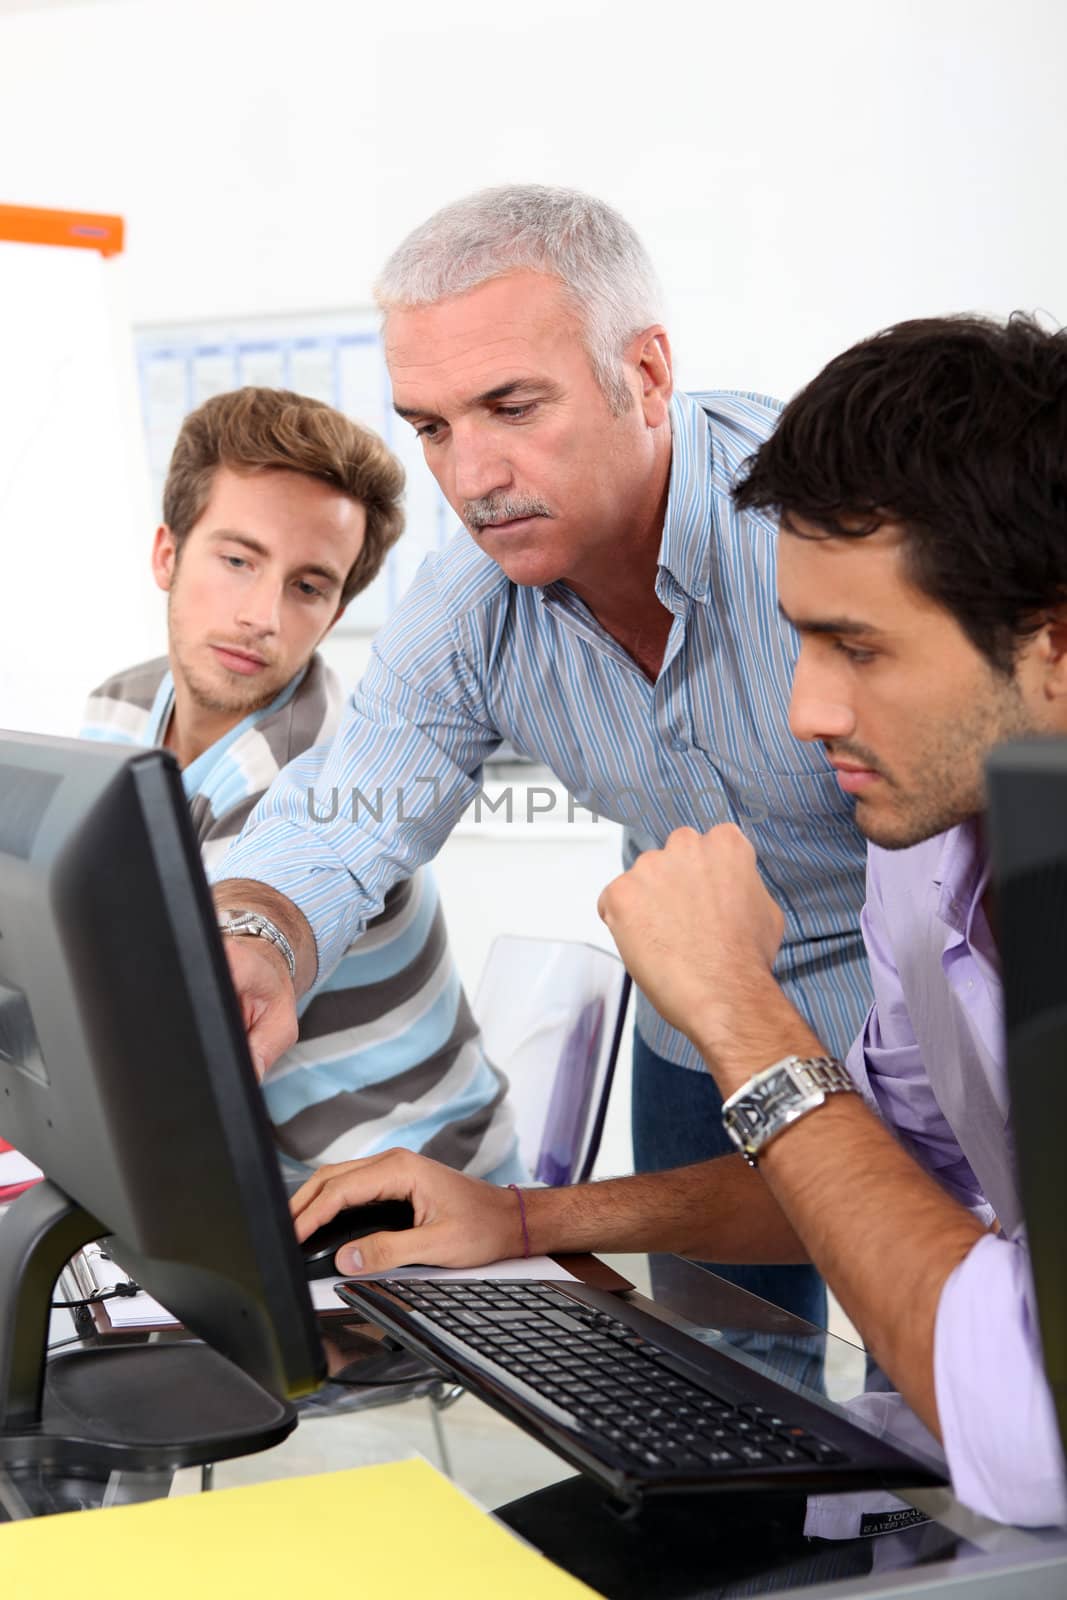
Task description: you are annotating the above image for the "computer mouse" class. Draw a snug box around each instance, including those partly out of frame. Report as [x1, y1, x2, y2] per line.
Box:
[299, 1199, 416, 1279]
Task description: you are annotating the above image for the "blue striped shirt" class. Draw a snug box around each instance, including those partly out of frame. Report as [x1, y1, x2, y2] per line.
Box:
[219, 390, 872, 1071]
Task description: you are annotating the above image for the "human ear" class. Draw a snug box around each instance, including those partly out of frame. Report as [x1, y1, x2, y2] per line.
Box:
[626, 326, 673, 428]
[1041, 606, 1067, 701]
[151, 525, 178, 593]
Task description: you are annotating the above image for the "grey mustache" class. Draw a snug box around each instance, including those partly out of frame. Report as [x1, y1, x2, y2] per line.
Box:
[463, 494, 552, 531]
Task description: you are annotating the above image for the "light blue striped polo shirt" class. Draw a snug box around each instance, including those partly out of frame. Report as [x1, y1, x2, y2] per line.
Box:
[81, 655, 523, 1180]
[219, 390, 873, 1071]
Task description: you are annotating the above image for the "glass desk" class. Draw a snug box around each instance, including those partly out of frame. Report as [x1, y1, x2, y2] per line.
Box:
[490, 1253, 1067, 1598]
[3, 1251, 1067, 1600]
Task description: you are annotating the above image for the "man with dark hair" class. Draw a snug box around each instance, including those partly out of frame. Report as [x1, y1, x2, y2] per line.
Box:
[289, 315, 1067, 1524]
[83, 387, 522, 1184]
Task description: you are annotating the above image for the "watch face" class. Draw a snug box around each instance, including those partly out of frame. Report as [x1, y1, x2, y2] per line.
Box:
[732, 1100, 766, 1139]
[725, 1065, 801, 1148]
[724, 1056, 848, 1164]
[750, 1065, 796, 1119]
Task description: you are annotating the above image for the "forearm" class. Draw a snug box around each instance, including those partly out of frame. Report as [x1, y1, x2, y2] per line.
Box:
[213, 878, 319, 997]
[522, 1157, 810, 1262]
[757, 1094, 985, 1438]
[699, 979, 987, 1440]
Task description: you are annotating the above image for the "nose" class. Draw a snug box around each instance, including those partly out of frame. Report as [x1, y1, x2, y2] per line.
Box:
[450, 420, 511, 505]
[788, 649, 856, 745]
[235, 575, 282, 637]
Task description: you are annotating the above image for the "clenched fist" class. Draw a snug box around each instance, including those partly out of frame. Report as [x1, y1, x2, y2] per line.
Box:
[598, 824, 786, 1068]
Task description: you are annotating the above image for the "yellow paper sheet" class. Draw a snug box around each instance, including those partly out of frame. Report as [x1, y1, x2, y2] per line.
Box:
[0, 1458, 598, 1599]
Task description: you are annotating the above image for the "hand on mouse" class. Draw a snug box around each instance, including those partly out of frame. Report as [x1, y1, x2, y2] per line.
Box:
[291, 1149, 525, 1274]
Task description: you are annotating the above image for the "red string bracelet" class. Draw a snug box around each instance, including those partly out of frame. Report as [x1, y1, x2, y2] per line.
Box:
[508, 1183, 531, 1259]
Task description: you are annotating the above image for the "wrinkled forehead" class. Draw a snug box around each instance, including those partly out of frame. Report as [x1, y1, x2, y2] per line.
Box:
[384, 273, 590, 405]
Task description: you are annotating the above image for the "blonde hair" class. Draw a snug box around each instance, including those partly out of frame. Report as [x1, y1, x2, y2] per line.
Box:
[163, 387, 405, 604]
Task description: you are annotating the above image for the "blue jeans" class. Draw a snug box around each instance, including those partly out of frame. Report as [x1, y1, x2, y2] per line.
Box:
[632, 1030, 828, 1328]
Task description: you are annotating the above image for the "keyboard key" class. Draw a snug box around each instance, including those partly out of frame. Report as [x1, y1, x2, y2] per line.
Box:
[455, 1310, 490, 1328]
[661, 1445, 707, 1468]
[700, 1423, 737, 1442]
[799, 1440, 848, 1465]
[536, 1288, 580, 1308]
[541, 1309, 588, 1335]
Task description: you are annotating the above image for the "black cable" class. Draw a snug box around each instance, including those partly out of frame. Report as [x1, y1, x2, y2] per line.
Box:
[51, 1281, 142, 1309]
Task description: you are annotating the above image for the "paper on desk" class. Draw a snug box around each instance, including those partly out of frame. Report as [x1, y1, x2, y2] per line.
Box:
[0, 1458, 598, 1598]
[83, 1247, 578, 1329]
[352, 1254, 579, 1284]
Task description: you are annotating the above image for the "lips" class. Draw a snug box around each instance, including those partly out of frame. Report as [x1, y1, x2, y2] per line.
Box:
[829, 762, 881, 795]
[211, 644, 269, 675]
[477, 515, 542, 534]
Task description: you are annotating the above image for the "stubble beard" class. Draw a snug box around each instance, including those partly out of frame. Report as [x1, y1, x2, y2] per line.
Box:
[857, 674, 1039, 851]
[179, 654, 281, 719]
[167, 596, 284, 721]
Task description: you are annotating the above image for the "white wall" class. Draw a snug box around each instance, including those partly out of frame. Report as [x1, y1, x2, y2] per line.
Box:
[3, 0, 1063, 389]
[0, 243, 157, 733]
[2, 0, 1065, 1168]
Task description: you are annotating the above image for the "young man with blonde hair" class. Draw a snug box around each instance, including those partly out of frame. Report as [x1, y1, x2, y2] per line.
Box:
[83, 387, 522, 1183]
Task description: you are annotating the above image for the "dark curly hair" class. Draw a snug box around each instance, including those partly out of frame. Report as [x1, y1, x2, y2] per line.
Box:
[733, 313, 1067, 672]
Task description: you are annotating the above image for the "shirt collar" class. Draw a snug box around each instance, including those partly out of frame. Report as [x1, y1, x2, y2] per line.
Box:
[169, 663, 311, 794]
[536, 390, 716, 611]
[932, 816, 991, 938]
[656, 391, 717, 603]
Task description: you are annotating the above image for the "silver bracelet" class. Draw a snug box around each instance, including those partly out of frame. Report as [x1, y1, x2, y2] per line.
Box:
[217, 910, 297, 982]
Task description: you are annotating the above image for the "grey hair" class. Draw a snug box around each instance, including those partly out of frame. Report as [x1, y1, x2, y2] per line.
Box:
[375, 185, 663, 413]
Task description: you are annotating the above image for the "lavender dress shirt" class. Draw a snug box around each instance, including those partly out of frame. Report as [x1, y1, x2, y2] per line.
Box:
[847, 818, 1066, 1525]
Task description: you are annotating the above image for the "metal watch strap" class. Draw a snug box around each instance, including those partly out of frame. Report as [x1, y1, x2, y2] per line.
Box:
[217, 910, 297, 982]
[721, 1054, 854, 1168]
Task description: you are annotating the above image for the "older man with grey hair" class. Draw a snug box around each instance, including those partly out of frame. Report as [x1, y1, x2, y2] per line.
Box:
[213, 184, 871, 1325]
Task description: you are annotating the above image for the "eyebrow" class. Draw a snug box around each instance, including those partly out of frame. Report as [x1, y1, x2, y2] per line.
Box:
[393, 378, 554, 421]
[777, 604, 881, 638]
[210, 530, 344, 589]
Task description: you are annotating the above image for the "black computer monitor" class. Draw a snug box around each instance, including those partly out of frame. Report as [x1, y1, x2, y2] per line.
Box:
[0, 731, 324, 1471]
[987, 738, 1067, 1460]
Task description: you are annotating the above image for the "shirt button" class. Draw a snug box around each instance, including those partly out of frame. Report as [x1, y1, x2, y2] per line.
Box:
[671, 739, 687, 754]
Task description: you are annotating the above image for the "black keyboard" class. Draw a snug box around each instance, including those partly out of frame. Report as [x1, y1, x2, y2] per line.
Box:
[336, 1276, 946, 1504]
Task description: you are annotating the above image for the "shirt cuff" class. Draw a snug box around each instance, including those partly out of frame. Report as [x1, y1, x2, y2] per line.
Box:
[935, 1231, 1066, 1526]
[211, 817, 369, 981]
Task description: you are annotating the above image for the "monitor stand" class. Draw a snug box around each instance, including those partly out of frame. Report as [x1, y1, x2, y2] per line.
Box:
[0, 1179, 299, 1476]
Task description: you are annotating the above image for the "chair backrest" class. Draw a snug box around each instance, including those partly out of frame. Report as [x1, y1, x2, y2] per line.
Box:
[473, 936, 631, 1185]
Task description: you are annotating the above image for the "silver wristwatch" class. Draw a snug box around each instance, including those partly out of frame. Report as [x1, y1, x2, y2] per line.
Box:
[217, 910, 297, 982]
[721, 1054, 854, 1167]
